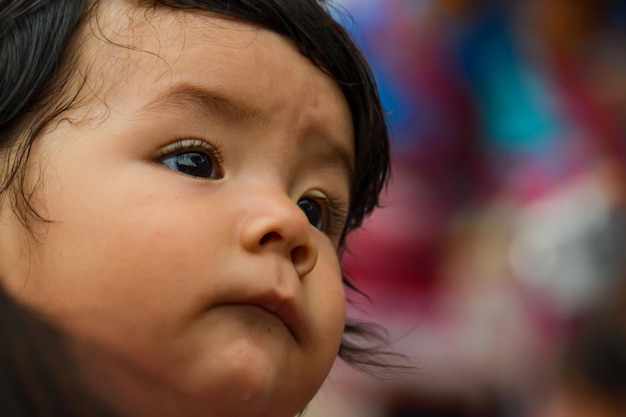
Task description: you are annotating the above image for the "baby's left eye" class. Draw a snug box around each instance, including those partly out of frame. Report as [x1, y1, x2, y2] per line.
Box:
[297, 198, 324, 230]
[298, 195, 349, 238]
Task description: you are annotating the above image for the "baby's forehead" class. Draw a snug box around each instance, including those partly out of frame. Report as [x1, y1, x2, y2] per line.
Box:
[94, 3, 261, 53]
[71, 1, 355, 163]
[82, 4, 343, 102]
[82, 4, 260, 94]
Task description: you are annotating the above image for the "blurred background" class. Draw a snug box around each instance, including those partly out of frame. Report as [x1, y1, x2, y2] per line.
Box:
[309, 1, 626, 416]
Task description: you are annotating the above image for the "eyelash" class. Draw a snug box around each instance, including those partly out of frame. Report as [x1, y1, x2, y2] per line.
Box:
[315, 195, 349, 237]
[158, 138, 225, 166]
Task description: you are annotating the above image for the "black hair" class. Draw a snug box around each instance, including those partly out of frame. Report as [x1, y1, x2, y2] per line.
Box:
[0, 0, 88, 227]
[0, 285, 115, 417]
[0, 0, 392, 374]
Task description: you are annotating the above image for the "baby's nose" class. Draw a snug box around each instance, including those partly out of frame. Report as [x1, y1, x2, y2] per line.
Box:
[238, 192, 319, 278]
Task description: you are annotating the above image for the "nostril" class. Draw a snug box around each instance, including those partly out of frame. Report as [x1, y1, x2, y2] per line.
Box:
[259, 231, 280, 245]
[290, 246, 308, 266]
[259, 233, 311, 270]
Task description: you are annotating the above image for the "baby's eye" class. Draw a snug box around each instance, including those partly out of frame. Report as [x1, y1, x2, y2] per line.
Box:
[297, 196, 348, 238]
[159, 140, 223, 180]
[298, 198, 324, 230]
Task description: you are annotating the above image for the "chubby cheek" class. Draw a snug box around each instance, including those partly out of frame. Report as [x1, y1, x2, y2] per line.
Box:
[20, 189, 219, 342]
[280, 245, 346, 408]
[307, 245, 347, 360]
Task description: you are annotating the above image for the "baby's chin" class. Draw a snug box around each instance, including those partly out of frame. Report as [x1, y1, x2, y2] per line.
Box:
[169, 346, 321, 417]
[72, 334, 319, 417]
[89, 367, 311, 417]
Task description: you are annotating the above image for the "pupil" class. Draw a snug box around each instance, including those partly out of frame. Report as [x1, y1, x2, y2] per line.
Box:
[174, 152, 213, 178]
[298, 199, 323, 229]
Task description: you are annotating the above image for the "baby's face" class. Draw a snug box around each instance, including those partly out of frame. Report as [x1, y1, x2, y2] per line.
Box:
[0, 2, 352, 416]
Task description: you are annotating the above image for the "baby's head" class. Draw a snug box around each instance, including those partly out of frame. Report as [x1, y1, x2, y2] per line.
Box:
[0, 1, 390, 416]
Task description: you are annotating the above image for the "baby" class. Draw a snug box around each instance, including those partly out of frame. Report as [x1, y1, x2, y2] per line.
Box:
[0, 1, 390, 416]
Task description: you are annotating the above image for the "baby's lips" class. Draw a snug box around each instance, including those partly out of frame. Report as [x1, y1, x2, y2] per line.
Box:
[244, 289, 302, 341]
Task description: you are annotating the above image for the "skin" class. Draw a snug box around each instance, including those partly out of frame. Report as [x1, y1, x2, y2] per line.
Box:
[0, 2, 352, 416]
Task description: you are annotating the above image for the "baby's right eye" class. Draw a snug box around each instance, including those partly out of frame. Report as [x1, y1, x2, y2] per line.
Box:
[159, 140, 223, 180]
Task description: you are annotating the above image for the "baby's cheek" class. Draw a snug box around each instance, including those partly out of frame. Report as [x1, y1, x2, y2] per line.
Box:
[310, 250, 347, 347]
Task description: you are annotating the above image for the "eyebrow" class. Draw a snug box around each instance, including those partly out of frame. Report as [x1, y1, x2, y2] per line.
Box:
[141, 83, 265, 126]
[142, 82, 355, 176]
[308, 136, 355, 180]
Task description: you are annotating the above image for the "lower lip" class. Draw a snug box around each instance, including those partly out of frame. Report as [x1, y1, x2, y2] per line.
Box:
[228, 304, 290, 330]
[250, 305, 286, 325]
[213, 304, 297, 341]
